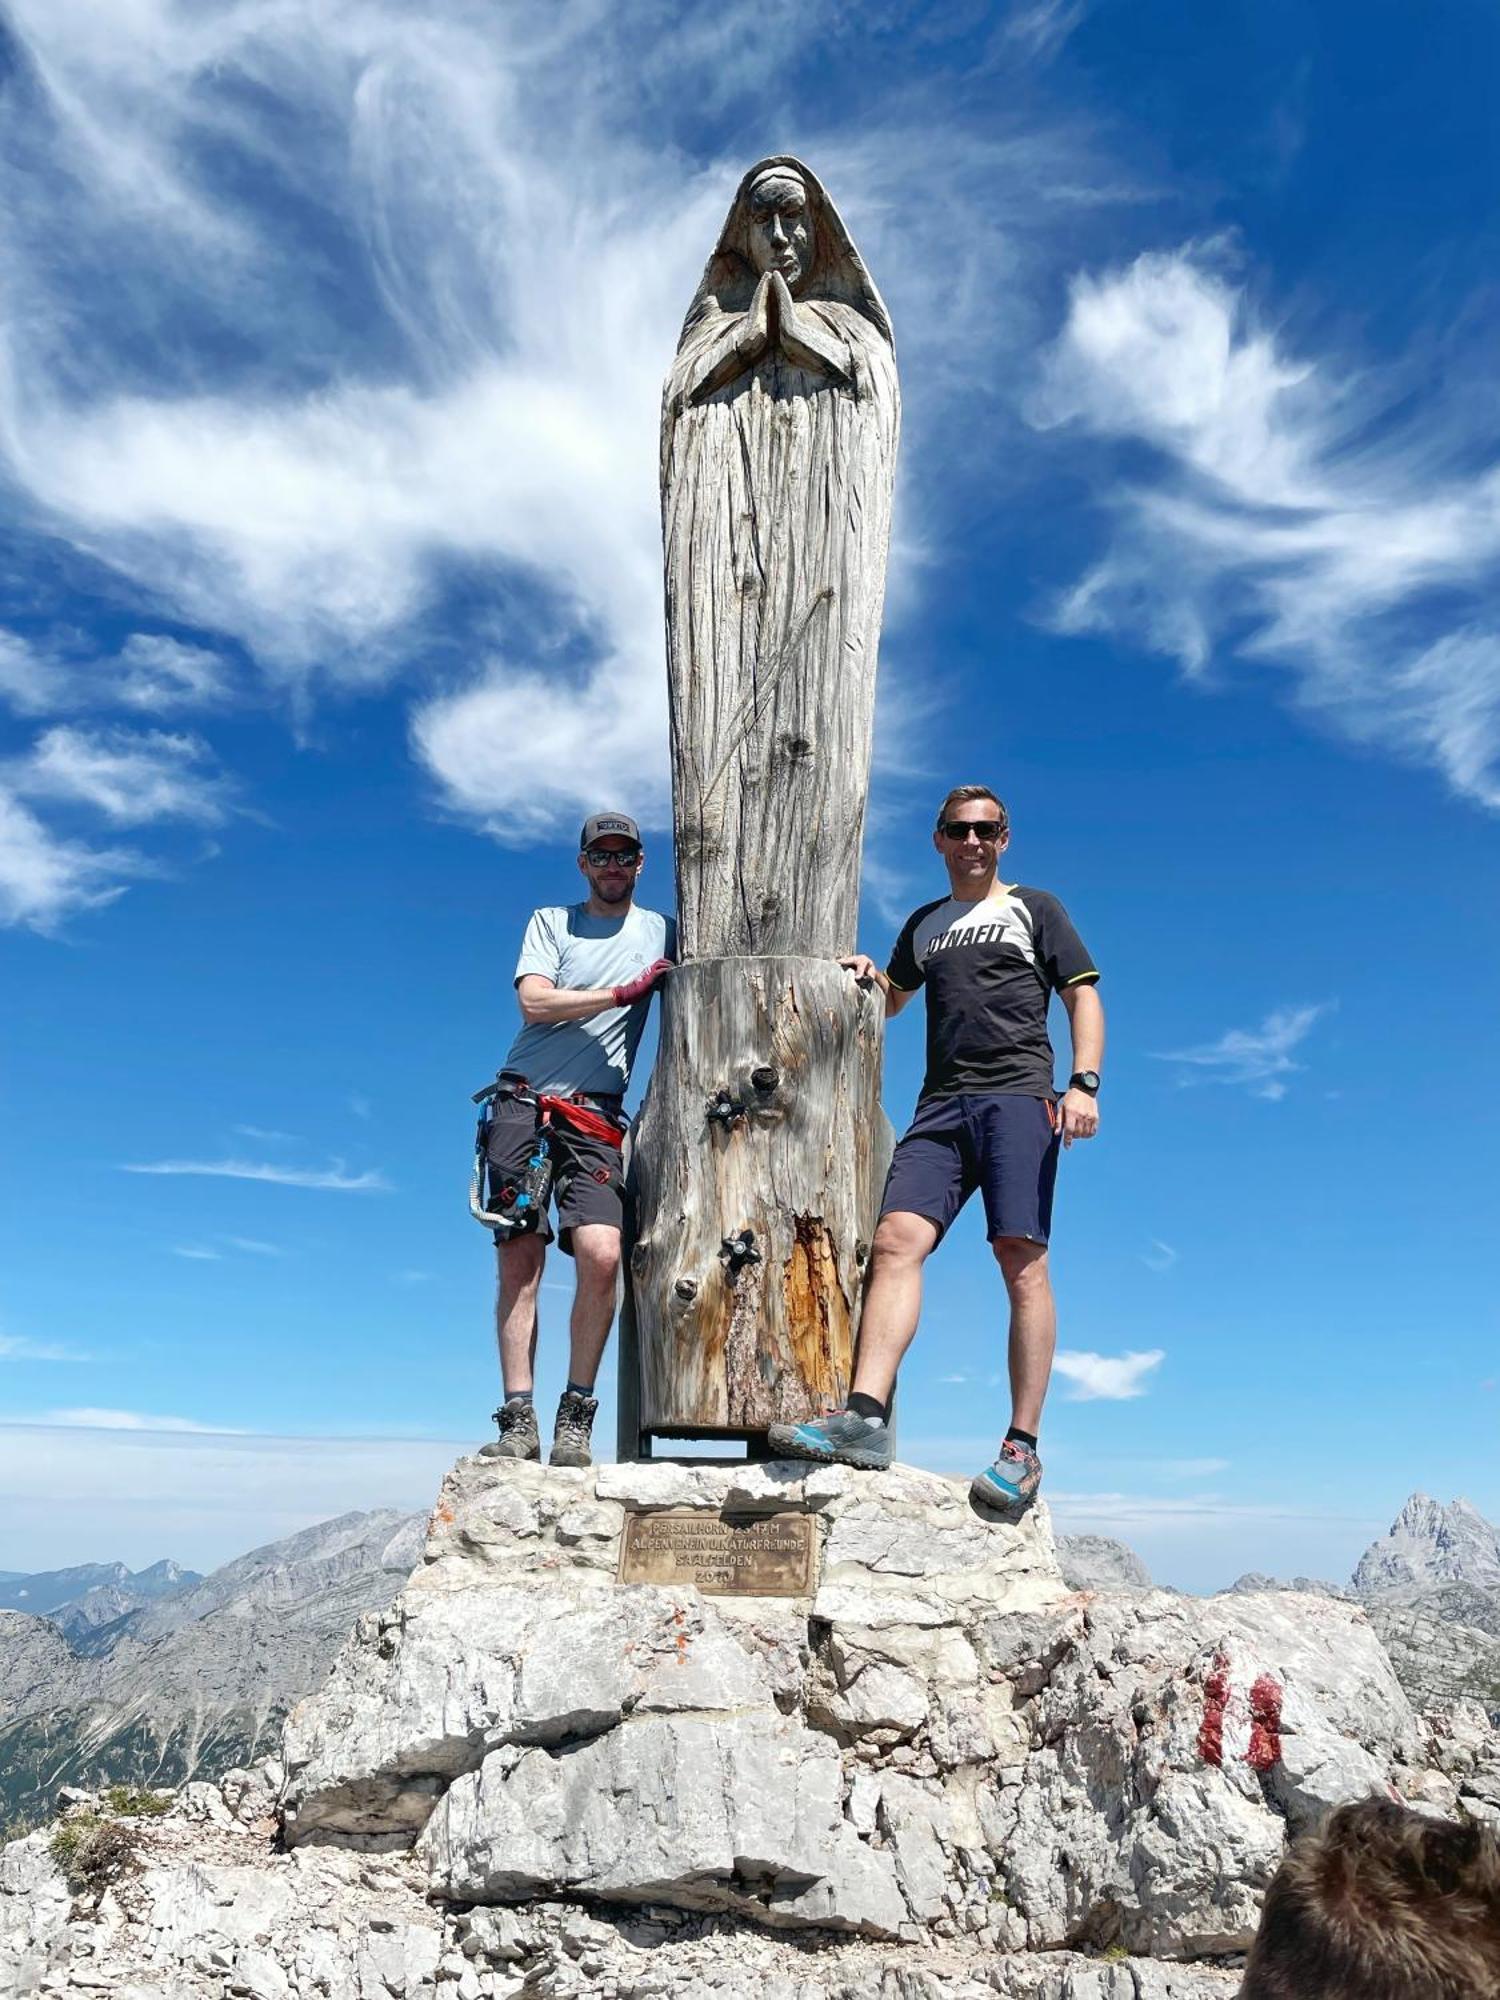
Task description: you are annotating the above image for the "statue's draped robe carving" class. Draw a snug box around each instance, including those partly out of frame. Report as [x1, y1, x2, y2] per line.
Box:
[625, 160, 900, 1451]
[661, 157, 900, 960]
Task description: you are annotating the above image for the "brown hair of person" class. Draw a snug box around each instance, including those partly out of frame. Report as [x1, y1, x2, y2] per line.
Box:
[1240, 1796, 1500, 2000]
[934, 785, 1009, 836]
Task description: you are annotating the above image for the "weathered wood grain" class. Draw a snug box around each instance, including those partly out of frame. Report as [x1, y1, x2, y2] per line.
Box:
[625, 159, 901, 1452]
[660, 157, 900, 961]
[626, 958, 892, 1442]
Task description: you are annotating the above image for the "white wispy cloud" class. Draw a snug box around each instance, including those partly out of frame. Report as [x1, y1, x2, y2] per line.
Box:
[0, 629, 232, 719]
[1141, 1239, 1178, 1272]
[1003, 0, 1087, 63]
[233, 1125, 300, 1144]
[1053, 1348, 1164, 1400]
[0, 1333, 89, 1363]
[115, 635, 232, 712]
[0, 630, 74, 716]
[6, 725, 231, 826]
[1154, 1000, 1330, 1100]
[38, 1408, 239, 1433]
[0, 0, 1121, 856]
[171, 1245, 221, 1261]
[0, 786, 156, 931]
[121, 1158, 390, 1192]
[225, 1236, 283, 1256]
[1031, 244, 1500, 809]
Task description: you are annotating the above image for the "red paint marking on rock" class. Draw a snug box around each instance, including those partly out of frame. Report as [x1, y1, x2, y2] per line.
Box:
[1246, 1671, 1284, 1771]
[1197, 1650, 1231, 1767]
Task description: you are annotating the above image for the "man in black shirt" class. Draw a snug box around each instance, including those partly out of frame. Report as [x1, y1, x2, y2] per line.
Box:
[768, 785, 1104, 1509]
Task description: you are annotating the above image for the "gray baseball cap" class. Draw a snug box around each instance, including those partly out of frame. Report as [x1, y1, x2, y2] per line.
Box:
[579, 810, 641, 850]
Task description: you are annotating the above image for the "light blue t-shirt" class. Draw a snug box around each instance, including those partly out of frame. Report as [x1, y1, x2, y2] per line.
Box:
[503, 902, 676, 1096]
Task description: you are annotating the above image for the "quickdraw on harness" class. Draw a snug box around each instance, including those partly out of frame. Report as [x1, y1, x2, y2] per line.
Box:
[469, 1074, 626, 1238]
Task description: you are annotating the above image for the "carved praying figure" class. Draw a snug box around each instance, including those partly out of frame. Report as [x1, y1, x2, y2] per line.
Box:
[661, 156, 901, 959]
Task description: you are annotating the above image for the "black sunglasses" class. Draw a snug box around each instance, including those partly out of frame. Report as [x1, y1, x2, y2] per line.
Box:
[939, 819, 1004, 843]
[583, 845, 641, 867]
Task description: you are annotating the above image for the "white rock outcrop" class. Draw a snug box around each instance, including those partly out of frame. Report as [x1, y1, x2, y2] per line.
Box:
[5, 1452, 1494, 1997]
[282, 1455, 1437, 1961]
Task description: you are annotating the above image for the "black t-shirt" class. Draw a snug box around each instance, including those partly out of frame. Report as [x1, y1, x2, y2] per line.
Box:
[886, 886, 1099, 1100]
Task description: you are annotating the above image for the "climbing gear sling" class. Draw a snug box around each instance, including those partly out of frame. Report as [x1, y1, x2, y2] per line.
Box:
[470, 1072, 626, 1237]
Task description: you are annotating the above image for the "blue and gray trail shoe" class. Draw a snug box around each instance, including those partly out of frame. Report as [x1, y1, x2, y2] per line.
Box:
[766, 1407, 893, 1471]
[971, 1438, 1042, 1512]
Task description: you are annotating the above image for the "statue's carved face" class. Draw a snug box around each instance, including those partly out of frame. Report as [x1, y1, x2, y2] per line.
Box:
[747, 173, 812, 291]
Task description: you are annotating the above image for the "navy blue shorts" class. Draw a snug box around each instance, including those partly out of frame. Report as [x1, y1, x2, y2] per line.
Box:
[879, 1092, 1061, 1246]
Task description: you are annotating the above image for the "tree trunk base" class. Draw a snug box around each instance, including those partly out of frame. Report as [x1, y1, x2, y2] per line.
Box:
[621, 958, 892, 1458]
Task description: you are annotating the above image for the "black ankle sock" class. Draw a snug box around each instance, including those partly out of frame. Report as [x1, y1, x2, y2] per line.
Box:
[848, 1391, 887, 1423]
[504, 1389, 534, 1408]
[1005, 1425, 1038, 1452]
[564, 1380, 596, 1400]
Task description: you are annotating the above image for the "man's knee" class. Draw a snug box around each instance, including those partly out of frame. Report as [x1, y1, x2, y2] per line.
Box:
[992, 1235, 1050, 1288]
[871, 1211, 939, 1265]
[572, 1226, 622, 1288]
[497, 1234, 546, 1293]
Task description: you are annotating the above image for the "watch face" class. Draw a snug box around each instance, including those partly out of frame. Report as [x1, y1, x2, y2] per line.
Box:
[1074, 1071, 1100, 1092]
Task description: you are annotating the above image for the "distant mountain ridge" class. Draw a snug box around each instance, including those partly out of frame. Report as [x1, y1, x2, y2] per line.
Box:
[0, 1508, 422, 1832]
[0, 1559, 201, 1642]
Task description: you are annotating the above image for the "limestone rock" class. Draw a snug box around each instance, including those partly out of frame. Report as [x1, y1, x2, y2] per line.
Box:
[1352, 1492, 1500, 1597]
[1057, 1535, 1154, 1592]
[283, 1453, 1434, 1963]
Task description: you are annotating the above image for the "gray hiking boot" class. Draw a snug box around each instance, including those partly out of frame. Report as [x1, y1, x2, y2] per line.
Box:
[479, 1399, 540, 1461]
[550, 1389, 598, 1468]
[766, 1407, 893, 1470]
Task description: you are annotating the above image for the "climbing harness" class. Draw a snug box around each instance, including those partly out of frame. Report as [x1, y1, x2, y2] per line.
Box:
[470, 1073, 626, 1237]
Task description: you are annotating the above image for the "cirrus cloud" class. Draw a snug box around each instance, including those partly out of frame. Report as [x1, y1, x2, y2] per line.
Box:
[1032, 246, 1500, 811]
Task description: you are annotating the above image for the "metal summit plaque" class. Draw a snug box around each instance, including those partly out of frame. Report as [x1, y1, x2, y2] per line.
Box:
[617, 1509, 817, 1596]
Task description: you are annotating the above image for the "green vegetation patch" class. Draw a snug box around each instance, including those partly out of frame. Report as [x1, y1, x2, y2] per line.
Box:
[49, 1811, 142, 1895]
[102, 1785, 171, 1818]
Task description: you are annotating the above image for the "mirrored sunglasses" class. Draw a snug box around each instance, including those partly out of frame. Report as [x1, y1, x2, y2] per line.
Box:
[584, 845, 642, 867]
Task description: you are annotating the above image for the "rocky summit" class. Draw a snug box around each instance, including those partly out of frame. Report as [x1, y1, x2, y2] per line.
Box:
[3, 1453, 1499, 1998]
[1352, 1491, 1500, 1598]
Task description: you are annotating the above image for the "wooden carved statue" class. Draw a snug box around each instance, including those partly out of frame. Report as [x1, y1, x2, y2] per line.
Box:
[661, 154, 901, 958]
[621, 158, 901, 1457]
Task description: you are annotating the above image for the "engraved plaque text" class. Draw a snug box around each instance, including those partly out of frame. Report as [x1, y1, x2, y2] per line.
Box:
[617, 1509, 817, 1596]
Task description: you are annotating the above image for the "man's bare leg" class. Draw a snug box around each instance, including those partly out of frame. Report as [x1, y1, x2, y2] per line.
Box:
[565, 1222, 621, 1390]
[850, 1210, 941, 1406]
[992, 1237, 1055, 1436]
[496, 1235, 545, 1394]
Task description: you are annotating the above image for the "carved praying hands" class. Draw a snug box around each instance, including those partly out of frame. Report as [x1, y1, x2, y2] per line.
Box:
[685, 266, 853, 406]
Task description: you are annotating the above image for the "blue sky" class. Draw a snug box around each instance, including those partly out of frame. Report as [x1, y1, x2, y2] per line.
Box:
[1, 0, 1497, 1592]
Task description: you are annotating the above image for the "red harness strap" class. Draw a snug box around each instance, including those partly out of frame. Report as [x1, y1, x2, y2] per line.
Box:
[537, 1094, 625, 1148]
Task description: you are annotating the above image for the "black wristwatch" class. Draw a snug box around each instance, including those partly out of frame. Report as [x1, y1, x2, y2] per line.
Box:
[1068, 1070, 1101, 1096]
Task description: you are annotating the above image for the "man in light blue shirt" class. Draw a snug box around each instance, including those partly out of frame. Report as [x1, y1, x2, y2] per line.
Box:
[481, 811, 675, 1468]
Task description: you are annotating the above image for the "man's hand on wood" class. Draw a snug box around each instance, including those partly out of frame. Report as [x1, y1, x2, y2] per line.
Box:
[1058, 1087, 1100, 1148]
[612, 959, 673, 1007]
[839, 953, 879, 985]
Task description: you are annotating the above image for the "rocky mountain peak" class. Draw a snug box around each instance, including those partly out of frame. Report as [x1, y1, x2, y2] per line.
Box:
[1352, 1492, 1500, 1598]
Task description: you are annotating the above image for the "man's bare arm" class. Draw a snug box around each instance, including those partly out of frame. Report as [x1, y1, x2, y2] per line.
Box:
[1057, 981, 1105, 1147]
[516, 975, 617, 1026]
[838, 953, 915, 1019]
[517, 959, 672, 1027]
